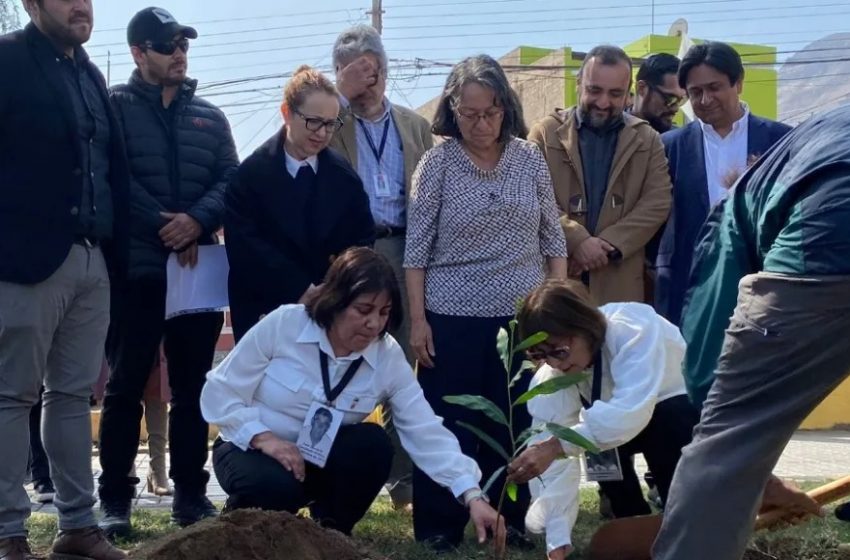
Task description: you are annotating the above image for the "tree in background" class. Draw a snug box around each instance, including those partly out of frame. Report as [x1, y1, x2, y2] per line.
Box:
[0, 0, 21, 33]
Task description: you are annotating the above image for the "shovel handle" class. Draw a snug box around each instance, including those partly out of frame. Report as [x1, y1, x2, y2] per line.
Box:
[755, 474, 850, 530]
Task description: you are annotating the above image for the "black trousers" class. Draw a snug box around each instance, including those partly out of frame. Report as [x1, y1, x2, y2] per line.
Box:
[28, 387, 50, 484]
[413, 312, 531, 544]
[98, 277, 223, 501]
[598, 394, 699, 517]
[213, 423, 393, 535]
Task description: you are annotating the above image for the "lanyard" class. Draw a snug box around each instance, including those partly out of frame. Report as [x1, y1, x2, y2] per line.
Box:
[319, 350, 365, 406]
[580, 351, 604, 410]
[357, 117, 391, 165]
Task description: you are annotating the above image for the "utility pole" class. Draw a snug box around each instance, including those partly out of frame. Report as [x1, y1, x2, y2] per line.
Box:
[368, 0, 384, 34]
[651, 0, 655, 34]
[107, 50, 111, 86]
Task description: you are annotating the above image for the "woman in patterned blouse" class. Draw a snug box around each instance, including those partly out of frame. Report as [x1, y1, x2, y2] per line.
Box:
[403, 54, 568, 553]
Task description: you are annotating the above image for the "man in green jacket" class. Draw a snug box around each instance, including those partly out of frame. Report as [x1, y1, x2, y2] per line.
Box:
[652, 104, 850, 560]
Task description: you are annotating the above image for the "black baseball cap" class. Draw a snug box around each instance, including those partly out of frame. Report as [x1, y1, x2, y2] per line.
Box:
[127, 7, 198, 47]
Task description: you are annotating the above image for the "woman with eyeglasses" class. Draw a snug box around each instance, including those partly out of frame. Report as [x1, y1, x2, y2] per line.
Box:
[403, 54, 567, 553]
[224, 65, 375, 341]
[506, 279, 697, 560]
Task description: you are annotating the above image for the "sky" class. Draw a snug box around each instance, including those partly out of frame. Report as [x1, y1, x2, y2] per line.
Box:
[10, 0, 849, 157]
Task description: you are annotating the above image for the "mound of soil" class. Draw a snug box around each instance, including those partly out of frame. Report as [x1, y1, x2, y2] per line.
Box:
[129, 509, 380, 560]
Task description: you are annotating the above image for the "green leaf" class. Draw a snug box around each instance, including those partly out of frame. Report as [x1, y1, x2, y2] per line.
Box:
[520, 360, 539, 373]
[514, 296, 525, 316]
[443, 395, 509, 427]
[513, 331, 549, 354]
[496, 328, 510, 371]
[515, 426, 543, 449]
[506, 481, 518, 502]
[546, 422, 601, 454]
[513, 373, 589, 406]
[508, 319, 518, 332]
[482, 465, 506, 494]
[455, 421, 510, 462]
[509, 360, 539, 388]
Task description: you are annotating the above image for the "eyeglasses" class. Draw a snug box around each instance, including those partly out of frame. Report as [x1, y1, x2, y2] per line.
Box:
[526, 345, 571, 362]
[454, 106, 505, 124]
[649, 84, 684, 109]
[293, 108, 343, 133]
[143, 38, 190, 56]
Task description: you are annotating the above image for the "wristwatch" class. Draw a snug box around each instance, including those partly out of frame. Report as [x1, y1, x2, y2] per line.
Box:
[462, 488, 490, 508]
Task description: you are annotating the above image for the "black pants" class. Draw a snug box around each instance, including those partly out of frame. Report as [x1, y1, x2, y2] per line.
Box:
[598, 394, 699, 517]
[413, 312, 531, 544]
[98, 277, 223, 501]
[213, 423, 393, 535]
[28, 387, 51, 484]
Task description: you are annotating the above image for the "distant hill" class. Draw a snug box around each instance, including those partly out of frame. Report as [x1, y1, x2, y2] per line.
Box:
[779, 33, 850, 124]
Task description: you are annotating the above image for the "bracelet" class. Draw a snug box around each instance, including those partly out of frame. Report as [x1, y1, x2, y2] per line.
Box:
[462, 488, 490, 508]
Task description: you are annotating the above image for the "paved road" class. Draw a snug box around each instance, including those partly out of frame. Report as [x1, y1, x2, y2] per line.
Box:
[28, 430, 850, 514]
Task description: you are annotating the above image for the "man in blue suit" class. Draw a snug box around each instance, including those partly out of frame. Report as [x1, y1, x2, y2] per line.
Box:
[654, 42, 791, 325]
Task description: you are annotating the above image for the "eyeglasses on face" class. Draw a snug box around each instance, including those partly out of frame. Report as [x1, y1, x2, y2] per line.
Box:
[143, 38, 190, 56]
[649, 84, 684, 109]
[526, 345, 571, 362]
[293, 108, 343, 133]
[454, 105, 505, 124]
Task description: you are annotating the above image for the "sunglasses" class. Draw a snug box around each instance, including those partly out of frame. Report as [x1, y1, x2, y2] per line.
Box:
[143, 38, 190, 56]
[649, 84, 684, 109]
[526, 345, 571, 362]
[294, 108, 343, 133]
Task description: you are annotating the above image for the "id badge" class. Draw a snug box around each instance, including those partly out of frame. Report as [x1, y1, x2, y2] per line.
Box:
[583, 448, 624, 482]
[296, 401, 343, 468]
[374, 172, 392, 198]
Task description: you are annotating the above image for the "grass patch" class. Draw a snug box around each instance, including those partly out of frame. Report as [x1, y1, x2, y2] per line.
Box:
[26, 487, 850, 559]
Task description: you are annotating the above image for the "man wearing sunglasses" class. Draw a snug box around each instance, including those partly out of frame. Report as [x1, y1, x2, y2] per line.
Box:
[654, 42, 791, 327]
[97, 7, 238, 538]
[631, 53, 684, 134]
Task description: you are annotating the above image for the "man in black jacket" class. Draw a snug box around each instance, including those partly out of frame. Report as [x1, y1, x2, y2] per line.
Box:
[97, 7, 238, 538]
[0, 1, 128, 559]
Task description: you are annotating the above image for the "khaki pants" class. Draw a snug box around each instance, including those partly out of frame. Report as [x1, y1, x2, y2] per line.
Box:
[653, 272, 850, 560]
[0, 245, 110, 538]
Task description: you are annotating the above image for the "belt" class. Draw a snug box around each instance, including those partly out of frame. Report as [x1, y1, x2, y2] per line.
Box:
[374, 225, 406, 239]
[73, 235, 99, 248]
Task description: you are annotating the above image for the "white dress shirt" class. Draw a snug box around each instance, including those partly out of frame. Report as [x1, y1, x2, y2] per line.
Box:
[284, 150, 318, 179]
[700, 105, 749, 207]
[200, 304, 481, 497]
[524, 302, 688, 552]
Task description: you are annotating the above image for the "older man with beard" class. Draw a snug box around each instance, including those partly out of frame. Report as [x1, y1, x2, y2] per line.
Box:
[0, 0, 129, 558]
[529, 44, 672, 307]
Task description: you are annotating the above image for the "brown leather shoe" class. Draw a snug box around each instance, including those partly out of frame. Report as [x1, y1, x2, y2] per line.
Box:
[0, 537, 40, 560]
[48, 527, 126, 560]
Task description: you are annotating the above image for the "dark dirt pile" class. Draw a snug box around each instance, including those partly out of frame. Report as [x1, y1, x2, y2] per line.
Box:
[129, 509, 381, 560]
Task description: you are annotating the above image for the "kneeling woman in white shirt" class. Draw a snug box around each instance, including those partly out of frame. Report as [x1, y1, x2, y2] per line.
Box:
[201, 247, 504, 547]
[507, 280, 699, 559]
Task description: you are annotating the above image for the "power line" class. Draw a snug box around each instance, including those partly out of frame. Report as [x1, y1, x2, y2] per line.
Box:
[91, 7, 365, 34]
[87, 19, 353, 50]
[383, 0, 846, 27]
[237, 110, 279, 154]
[384, 0, 744, 12]
[378, 9, 850, 43]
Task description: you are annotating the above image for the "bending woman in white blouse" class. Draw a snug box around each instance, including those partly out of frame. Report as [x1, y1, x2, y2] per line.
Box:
[507, 280, 698, 559]
[200, 247, 505, 548]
